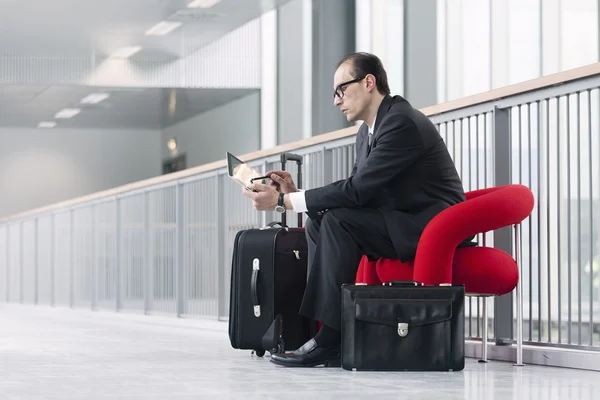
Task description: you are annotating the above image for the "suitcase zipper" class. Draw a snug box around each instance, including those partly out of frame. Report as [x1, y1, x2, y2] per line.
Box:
[293, 250, 300, 259]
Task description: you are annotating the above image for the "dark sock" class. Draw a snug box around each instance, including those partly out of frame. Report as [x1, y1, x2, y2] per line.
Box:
[313, 324, 341, 347]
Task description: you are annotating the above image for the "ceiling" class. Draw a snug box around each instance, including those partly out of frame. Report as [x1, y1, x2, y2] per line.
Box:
[0, 0, 292, 60]
[0, 0, 293, 130]
[0, 85, 258, 129]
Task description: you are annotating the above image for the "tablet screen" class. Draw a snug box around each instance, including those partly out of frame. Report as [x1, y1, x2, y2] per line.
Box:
[226, 152, 245, 177]
[226, 152, 263, 190]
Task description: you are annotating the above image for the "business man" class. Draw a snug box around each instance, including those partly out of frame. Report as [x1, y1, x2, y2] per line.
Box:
[243, 52, 467, 368]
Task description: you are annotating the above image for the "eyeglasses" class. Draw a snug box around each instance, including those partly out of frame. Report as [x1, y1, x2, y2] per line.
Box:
[333, 76, 365, 99]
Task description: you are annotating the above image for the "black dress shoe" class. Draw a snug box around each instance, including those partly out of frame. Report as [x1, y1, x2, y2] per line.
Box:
[270, 339, 341, 368]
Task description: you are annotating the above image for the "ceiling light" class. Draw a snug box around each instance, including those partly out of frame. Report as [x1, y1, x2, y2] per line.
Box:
[110, 46, 142, 59]
[188, 0, 222, 8]
[38, 121, 57, 128]
[167, 138, 178, 151]
[54, 108, 81, 119]
[80, 93, 110, 104]
[145, 21, 183, 36]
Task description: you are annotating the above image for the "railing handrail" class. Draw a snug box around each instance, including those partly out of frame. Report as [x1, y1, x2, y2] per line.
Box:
[3, 61, 600, 224]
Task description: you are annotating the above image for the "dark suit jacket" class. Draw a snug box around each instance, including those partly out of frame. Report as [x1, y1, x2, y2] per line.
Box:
[304, 94, 467, 262]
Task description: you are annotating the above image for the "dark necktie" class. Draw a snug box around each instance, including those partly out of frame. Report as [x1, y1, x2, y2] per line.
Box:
[368, 132, 373, 147]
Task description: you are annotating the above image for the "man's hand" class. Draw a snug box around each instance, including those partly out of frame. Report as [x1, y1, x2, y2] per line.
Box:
[266, 170, 298, 194]
[242, 183, 279, 211]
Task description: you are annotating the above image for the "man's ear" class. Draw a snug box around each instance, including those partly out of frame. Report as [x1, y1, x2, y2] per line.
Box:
[365, 74, 377, 92]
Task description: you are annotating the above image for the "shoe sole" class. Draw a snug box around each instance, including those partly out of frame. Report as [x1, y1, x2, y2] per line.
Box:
[269, 357, 341, 368]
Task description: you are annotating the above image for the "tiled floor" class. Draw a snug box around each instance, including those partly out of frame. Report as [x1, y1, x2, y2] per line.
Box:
[0, 304, 599, 400]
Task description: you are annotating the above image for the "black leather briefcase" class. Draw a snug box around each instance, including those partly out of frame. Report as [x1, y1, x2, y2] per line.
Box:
[341, 281, 465, 371]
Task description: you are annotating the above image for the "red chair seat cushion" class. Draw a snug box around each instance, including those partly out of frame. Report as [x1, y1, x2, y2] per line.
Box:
[356, 247, 518, 296]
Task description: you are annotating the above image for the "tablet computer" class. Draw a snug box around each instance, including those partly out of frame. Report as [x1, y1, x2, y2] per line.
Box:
[226, 152, 266, 191]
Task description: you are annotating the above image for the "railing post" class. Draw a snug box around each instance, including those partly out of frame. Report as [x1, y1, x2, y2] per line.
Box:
[50, 214, 55, 307]
[115, 198, 122, 312]
[19, 222, 24, 304]
[176, 183, 185, 318]
[493, 105, 515, 344]
[4, 227, 7, 302]
[144, 191, 152, 314]
[217, 173, 226, 320]
[91, 207, 97, 311]
[34, 218, 39, 305]
[69, 209, 74, 309]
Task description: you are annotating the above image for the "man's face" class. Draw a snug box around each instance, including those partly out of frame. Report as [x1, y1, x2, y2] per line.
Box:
[333, 63, 368, 122]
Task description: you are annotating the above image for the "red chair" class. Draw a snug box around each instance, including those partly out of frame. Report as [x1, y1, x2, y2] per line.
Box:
[355, 184, 535, 364]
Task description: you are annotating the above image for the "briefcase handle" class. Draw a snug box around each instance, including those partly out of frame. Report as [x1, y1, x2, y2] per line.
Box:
[382, 280, 424, 287]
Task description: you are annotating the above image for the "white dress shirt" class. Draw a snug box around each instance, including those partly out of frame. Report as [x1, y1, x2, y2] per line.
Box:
[288, 118, 375, 213]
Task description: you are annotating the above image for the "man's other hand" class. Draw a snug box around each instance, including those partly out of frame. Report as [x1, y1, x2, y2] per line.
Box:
[265, 170, 297, 194]
[243, 183, 279, 211]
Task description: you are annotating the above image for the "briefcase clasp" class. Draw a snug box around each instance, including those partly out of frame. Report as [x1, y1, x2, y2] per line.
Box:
[397, 323, 409, 337]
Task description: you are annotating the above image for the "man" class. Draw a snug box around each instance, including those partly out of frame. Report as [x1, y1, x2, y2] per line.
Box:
[243, 52, 467, 368]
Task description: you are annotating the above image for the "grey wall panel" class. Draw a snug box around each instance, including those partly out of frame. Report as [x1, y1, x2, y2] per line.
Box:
[0, 128, 161, 219]
[161, 92, 260, 167]
[277, 0, 305, 144]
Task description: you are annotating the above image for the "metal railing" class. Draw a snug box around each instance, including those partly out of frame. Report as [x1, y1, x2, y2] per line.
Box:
[1, 64, 600, 354]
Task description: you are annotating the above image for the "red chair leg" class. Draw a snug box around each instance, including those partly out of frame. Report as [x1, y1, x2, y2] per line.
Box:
[478, 296, 489, 363]
[514, 223, 525, 367]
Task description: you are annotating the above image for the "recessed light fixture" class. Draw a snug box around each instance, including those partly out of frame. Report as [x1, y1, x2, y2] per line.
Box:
[188, 0, 222, 8]
[167, 138, 178, 151]
[54, 108, 81, 119]
[80, 93, 110, 104]
[145, 21, 183, 36]
[38, 121, 57, 128]
[110, 46, 142, 59]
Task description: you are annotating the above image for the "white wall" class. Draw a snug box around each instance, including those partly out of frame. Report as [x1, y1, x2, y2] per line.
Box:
[161, 92, 260, 167]
[0, 128, 161, 218]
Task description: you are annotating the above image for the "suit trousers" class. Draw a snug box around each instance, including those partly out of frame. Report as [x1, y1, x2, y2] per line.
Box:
[299, 208, 399, 331]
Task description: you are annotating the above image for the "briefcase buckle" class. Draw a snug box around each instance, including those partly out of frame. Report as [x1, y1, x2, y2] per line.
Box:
[397, 323, 409, 337]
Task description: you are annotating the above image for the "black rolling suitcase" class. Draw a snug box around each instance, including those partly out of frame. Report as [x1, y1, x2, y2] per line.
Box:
[228, 153, 314, 357]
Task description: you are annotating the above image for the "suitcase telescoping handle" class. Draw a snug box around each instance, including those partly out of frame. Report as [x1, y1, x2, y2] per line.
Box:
[280, 153, 303, 228]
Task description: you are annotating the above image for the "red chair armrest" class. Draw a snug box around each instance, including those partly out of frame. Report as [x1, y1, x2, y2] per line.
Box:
[413, 184, 534, 284]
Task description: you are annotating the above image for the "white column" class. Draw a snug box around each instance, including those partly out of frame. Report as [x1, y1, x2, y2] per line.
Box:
[383, 0, 404, 96]
[355, 0, 372, 53]
[560, 0, 599, 70]
[507, 0, 542, 84]
[446, 0, 465, 100]
[491, 0, 509, 89]
[260, 9, 277, 150]
[436, 0, 447, 103]
[541, 0, 562, 75]
[461, 0, 491, 97]
[354, 0, 372, 128]
[302, 0, 313, 139]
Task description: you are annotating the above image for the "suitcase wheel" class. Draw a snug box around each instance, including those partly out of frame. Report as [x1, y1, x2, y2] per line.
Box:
[271, 342, 284, 354]
[252, 349, 266, 357]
